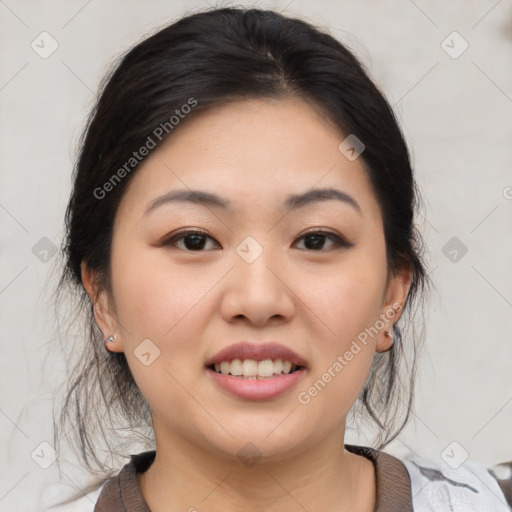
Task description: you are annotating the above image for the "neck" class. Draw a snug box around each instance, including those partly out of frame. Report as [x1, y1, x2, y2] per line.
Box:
[138, 426, 376, 512]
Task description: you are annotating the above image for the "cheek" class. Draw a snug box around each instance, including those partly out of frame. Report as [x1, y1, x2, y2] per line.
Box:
[293, 243, 387, 415]
[108, 238, 224, 372]
[110, 239, 196, 340]
[108, 243, 210, 416]
[306, 248, 387, 347]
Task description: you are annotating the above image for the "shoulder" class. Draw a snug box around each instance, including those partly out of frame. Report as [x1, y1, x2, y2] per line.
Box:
[398, 451, 512, 512]
[42, 450, 155, 511]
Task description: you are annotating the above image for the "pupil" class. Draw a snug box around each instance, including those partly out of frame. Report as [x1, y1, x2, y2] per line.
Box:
[305, 234, 324, 250]
[185, 234, 205, 250]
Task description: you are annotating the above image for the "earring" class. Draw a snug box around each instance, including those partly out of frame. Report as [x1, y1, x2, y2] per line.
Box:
[382, 328, 394, 352]
[104, 335, 115, 351]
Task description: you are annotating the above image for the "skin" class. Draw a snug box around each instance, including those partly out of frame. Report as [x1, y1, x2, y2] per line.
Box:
[82, 95, 412, 512]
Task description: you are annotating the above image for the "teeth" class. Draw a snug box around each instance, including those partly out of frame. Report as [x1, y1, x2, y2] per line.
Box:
[258, 359, 274, 377]
[242, 359, 258, 377]
[230, 358, 243, 376]
[213, 358, 298, 378]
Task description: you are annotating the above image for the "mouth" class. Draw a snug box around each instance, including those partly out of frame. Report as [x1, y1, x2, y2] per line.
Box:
[207, 358, 305, 379]
[204, 341, 308, 400]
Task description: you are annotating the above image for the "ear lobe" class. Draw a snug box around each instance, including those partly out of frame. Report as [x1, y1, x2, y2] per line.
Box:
[81, 261, 118, 341]
[376, 264, 413, 353]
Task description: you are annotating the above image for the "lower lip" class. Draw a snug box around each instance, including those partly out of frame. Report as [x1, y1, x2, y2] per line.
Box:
[206, 368, 306, 400]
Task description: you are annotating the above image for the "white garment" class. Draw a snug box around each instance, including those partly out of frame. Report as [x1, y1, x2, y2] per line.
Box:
[403, 454, 511, 512]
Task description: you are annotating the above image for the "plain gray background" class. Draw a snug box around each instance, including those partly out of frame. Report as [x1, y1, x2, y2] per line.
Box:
[1, 0, 511, 510]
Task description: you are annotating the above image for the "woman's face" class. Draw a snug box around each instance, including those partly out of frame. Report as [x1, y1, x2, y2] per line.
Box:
[86, 96, 410, 461]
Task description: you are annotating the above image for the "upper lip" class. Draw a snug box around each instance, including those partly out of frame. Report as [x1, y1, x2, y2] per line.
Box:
[205, 342, 307, 368]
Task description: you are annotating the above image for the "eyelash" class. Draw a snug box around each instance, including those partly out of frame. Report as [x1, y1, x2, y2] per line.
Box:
[161, 229, 354, 252]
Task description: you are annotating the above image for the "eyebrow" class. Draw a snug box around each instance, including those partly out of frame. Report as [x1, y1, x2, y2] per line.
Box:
[144, 187, 361, 216]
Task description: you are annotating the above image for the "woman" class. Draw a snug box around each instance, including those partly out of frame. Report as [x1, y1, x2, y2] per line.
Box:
[51, 6, 511, 511]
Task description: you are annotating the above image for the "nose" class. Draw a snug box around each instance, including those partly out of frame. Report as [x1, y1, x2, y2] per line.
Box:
[220, 247, 296, 327]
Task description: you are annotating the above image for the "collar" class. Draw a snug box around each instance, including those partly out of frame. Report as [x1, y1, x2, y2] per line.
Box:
[94, 444, 413, 511]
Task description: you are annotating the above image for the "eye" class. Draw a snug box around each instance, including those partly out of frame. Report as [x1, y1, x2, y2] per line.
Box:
[161, 228, 353, 252]
[162, 229, 220, 251]
[294, 230, 354, 251]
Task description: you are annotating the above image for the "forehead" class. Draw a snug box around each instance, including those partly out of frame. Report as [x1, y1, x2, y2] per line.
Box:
[116, 96, 380, 221]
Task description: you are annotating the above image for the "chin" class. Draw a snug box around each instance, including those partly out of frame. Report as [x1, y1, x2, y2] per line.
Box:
[195, 424, 316, 465]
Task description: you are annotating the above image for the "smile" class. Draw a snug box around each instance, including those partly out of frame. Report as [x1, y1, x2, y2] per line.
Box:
[210, 358, 302, 379]
[204, 341, 308, 400]
[206, 363, 306, 401]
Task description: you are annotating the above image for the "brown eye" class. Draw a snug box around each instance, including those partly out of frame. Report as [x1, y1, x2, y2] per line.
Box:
[162, 230, 220, 251]
[295, 230, 354, 251]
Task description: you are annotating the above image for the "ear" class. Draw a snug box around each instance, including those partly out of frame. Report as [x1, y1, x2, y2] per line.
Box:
[81, 261, 124, 352]
[375, 264, 412, 353]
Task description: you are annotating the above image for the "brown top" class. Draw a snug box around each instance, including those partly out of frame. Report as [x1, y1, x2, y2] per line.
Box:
[93, 444, 413, 512]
